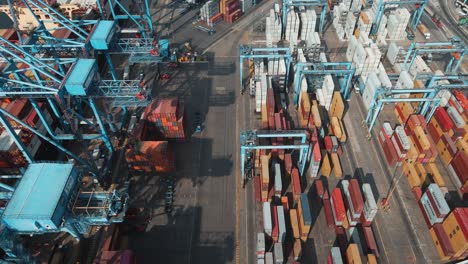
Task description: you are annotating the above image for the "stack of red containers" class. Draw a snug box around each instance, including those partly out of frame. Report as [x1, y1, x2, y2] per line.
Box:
[448, 151, 468, 189]
[125, 141, 175, 173]
[323, 190, 335, 228]
[271, 206, 279, 242]
[291, 168, 301, 202]
[363, 227, 379, 257]
[143, 98, 186, 141]
[331, 188, 346, 227]
[209, 13, 223, 25]
[348, 179, 364, 223]
[224, 0, 242, 23]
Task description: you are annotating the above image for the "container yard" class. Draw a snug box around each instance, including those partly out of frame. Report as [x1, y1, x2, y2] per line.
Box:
[0, 0, 467, 263]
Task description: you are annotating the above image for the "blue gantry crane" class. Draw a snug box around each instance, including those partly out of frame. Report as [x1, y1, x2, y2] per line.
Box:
[239, 45, 292, 92]
[364, 74, 468, 134]
[402, 38, 467, 73]
[282, 0, 328, 33]
[293, 62, 355, 104]
[240, 130, 310, 184]
[0, 163, 129, 262]
[370, 0, 428, 36]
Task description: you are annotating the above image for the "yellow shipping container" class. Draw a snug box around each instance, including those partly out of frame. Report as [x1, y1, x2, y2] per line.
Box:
[403, 162, 421, 188]
[331, 117, 343, 139]
[338, 119, 347, 143]
[426, 163, 446, 187]
[442, 210, 468, 258]
[311, 103, 321, 128]
[436, 139, 454, 166]
[346, 244, 362, 264]
[429, 228, 451, 261]
[367, 254, 377, 264]
[290, 209, 300, 239]
[331, 153, 342, 178]
[406, 136, 419, 162]
[321, 153, 332, 177]
[414, 162, 428, 183]
[455, 138, 468, 155]
[414, 127, 430, 150]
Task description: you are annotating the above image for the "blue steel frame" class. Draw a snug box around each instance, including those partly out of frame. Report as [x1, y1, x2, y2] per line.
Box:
[402, 40, 467, 73]
[293, 62, 355, 104]
[365, 77, 468, 133]
[371, 0, 428, 35]
[240, 130, 310, 182]
[96, 0, 154, 38]
[239, 46, 291, 91]
[282, 0, 327, 33]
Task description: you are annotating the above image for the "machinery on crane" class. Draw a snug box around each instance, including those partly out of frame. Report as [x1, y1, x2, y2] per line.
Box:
[0, 163, 129, 262]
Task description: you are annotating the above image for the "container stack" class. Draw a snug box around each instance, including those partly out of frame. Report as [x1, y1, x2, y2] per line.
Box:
[394, 71, 414, 98]
[430, 208, 468, 260]
[386, 8, 411, 40]
[143, 98, 186, 141]
[332, 3, 348, 40]
[409, 55, 433, 78]
[266, 9, 282, 47]
[346, 35, 358, 61]
[200, 1, 220, 26]
[419, 184, 450, 227]
[316, 74, 334, 110]
[344, 12, 357, 39]
[331, 188, 346, 227]
[350, 0, 363, 12]
[285, 9, 300, 49]
[386, 42, 406, 66]
[361, 183, 378, 226]
[299, 8, 317, 42]
[223, 0, 242, 23]
[125, 141, 175, 173]
[357, 10, 373, 38]
[375, 15, 388, 46]
[256, 74, 268, 113]
[341, 179, 364, 227]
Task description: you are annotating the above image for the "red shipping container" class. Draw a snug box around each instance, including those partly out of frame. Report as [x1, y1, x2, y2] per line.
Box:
[417, 115, 427, 129]
[450, 151, 468, 184]
[418, 199, 432, 228]
[405, 114, 424, 135]
[323, 199, 335, 228]
[349, 179, 364, 215]
[452, 127, 466, 142]
[272, 206, 279, 242]
[412, 186, 422, 201]
[360, 214, 372, 227]
[395, 104, 405, 123]
[433, 224, 455, 256]
[291, 168, 301, 196]
[383, 139, 398, 167]
[275, 113, 282, 131]
[427, 123, 442, 144]
[324, 136, 333, 153]
[209, 13, 223, 23]
[254, 176, 261, 202]
[363, 226, 379, 257]
[426, 191, 445, 218]
[331, 188, 346, 223]
[441, 134, 458, 157]
[315, 179, 325, 199]
[434, 107, 454, 132]
[323, 189, 330, 200]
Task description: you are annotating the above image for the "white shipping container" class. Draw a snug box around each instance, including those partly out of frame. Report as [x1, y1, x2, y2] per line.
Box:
[274, 243, 283, 264]
[394, 126, 411, 150]
[331, 247, 343, 264]
[421, 194, 443, 225]
[263, 202, 272, 236]
[362, 184, 378, 220]
[257, 233, 266, 259]
[277, 206, 286, 243]
[274, 164, 282, 197]
[447, 105, 466, 128]
[427, 184, 450, 216]
[265, 252, 274, 264]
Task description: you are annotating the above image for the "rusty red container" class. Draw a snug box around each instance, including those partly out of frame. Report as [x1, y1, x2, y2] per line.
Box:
[426, 123, 441, 143]
[291, 168, 301, 195]
[363, 226, 379, 257]
[315, 179, 325, 199]
[450, 151, 468, 184]
[324, 136, 333, 153]
[349, 179, 364, 215]
[434, 107, 454, 132]
[272, 206, 279, 242]
[433, 224, 455, 256]
[254, 176, 261, 202]
[383, 139, 398, 167]
[412, 186, 422, 201]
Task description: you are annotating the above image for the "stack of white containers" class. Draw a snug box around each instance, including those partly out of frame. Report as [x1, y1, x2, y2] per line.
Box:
[319, 75, 334, 110]
[362, 72, 381, 111]
[434, 70, 452, 107]
[357, 10, 373, 37]
[300, 8, 317, 42]
[352, 39, 367, 75]
[274, 163, 282, 197]
[307, 143, 321, 178]
[341, 180, 358, 227]
[386, 8, 410, 40]
[277, 206, 286, 243]
[342, 0, 352, 9]
[306, 32, 321, 61]
[266, 9, 282, 47]
[375, 14, 388, 45]
[200, 1, 219, 25]
[360, 44, 381, 79]
[409, 55, 433, 78]
[263, 202, 272, 236]
[297, 49, 309, 96]
[332, 3, 348, 40]
[377, 62, 393, 88]
[362, 184, 378, 223]
[240, 0, 253, 13]
[256, 74, 268, 113]
[344, 12, 357, 39]
[286, 9, 300, 49]
[386, 42, 405, 66]
[393, 126, 411, 165]
[350, 0, 363, 12]
[346, 35, 358, 61]
[420, 184, 451, 226]
[394, 70, 414, 98]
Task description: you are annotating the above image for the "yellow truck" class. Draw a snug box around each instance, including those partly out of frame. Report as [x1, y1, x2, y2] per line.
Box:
[417, 24, 431, 39]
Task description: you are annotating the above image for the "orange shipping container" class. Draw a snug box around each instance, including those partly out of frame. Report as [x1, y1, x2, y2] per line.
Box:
[426, 163, 445, 187]
[367, 254, 377, 264]
[261, 155, 269, 184]
[346, 244, 362, 264]
[442, 208, 468, 258]
[290, 209, 300, 239]
[429, 227, 452, 261]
